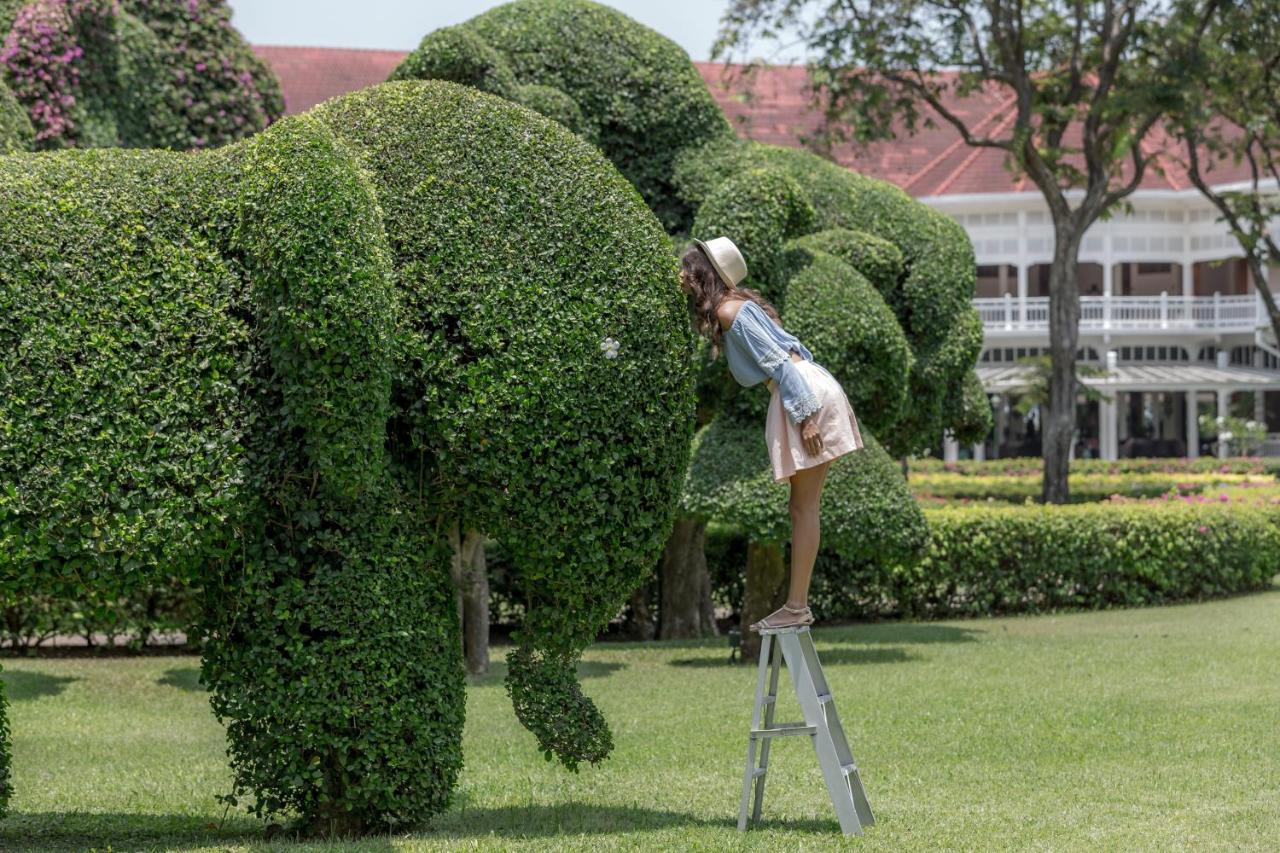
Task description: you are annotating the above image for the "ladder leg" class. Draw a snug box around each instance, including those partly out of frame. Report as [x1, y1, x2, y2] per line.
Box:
[738, 632, 773, 831]
[799, 630, 875, 827]
[781, 629, 866, 836]
[751, 632, 784, 822]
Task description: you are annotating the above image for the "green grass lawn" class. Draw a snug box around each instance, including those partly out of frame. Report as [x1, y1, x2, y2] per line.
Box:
[4, 582, 1280, 851]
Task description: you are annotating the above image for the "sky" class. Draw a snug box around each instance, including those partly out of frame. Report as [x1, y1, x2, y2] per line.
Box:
[225, 1, 746, 61]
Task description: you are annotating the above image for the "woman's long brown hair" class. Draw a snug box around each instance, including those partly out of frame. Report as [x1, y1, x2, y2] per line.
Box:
[682, 244, 782, 360]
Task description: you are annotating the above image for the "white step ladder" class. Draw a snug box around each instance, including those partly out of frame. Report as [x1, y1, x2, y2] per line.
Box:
[738, 625, 875, 835]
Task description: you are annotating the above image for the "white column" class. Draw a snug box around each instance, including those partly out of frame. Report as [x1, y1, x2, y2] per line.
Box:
[1102, 260, 1113, 328]
[1099, 395, 1115, 460]
[1186, 389, 1200, 458]
[994, 394, 1007, 458]
[1017, 264, 1028, 326]
[972, 442, 986, 461]
[943, 430, 960, 463]
[1217, 388, 1230, 458]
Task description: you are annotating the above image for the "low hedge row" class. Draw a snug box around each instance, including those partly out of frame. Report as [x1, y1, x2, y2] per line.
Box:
[707, 502, 1280, 621]
[908, 472, 1256, 503]
[908, 456, 1280, 477]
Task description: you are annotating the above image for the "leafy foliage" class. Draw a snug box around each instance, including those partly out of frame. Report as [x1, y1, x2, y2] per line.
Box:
[905, 502, 1280, 616]
[0, 0, 282, 150]
[782, 246, 911, 434]
[311, 81, 696, 771]
[389, 24, 518, 99]
[707, 500, 1280, 621]
[1, 80, 694, 826]
[391, 0, 734, 231]
[681, 420, 927, 563]
[673, 136, 987, 455]
[0, 75, 29, 150]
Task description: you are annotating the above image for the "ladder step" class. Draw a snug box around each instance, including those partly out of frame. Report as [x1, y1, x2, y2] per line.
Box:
[817, 692, 832, 704]
[751, 767, 767, 779]
[750, 722, 816, 738]
[761, 695, 776, 705]
[841, 760, 858, 775]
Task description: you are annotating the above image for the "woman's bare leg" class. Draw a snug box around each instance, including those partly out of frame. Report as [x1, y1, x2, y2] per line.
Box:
[786, 459, 831, 609]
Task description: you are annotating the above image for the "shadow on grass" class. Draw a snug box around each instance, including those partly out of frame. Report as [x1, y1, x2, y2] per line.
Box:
[671, 645, 917, 668]
[818, 622, 983, 645]
[467, 659, 626, 687]
[0, 805, 839, 849]
[157, 666, 204, 692]
[0, 811, 277, 852]
[1, 669, 79, 701]
[420, 803, 838, 838]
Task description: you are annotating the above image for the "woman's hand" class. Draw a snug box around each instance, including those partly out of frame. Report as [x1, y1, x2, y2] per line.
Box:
[801, 412, 823, 456]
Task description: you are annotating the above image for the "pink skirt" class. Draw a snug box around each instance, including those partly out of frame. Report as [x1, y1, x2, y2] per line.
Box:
[765, 359, 865, 483]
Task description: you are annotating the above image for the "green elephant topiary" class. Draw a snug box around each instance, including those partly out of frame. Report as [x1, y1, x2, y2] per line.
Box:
[394, 0, 990, 644]
[0, 79, 695, 830]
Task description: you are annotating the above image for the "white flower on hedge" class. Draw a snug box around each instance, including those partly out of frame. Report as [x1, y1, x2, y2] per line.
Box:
[1216, 415, 1226, 425]
[1220, 431, 1233, 442]
[1247, 420, 1259, 430]
[600, 336, 620, 359]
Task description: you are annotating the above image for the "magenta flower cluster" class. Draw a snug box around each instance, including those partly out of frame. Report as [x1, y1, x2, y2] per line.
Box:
[1, 0, 118, 147]
[1, 0, 282, 150]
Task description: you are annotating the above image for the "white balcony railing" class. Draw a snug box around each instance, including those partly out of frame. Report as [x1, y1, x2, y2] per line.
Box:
[975, 293, 1265, 333]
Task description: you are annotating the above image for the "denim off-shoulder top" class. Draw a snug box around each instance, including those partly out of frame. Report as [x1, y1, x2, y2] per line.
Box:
[722, 299, 822, 424]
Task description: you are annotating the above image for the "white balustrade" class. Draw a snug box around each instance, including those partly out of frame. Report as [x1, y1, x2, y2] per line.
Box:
[973, 293, 1263, 332]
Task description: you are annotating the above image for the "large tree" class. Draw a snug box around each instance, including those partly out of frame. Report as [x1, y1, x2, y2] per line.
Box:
[717, 0, 1222, 502]
[1172, 0, 1280, 349]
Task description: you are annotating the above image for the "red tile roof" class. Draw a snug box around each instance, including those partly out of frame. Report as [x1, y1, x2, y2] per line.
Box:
[252, 44, 1250, 198]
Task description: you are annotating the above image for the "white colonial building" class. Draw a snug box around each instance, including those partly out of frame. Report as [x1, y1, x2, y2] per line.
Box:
[929, 186, 1280, 460]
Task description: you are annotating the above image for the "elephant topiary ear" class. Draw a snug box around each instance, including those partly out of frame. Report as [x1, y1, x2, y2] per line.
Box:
[390, 25, 519, 99]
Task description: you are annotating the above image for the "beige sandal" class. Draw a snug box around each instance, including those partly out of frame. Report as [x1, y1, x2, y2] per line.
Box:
[749, 603, 815, 632]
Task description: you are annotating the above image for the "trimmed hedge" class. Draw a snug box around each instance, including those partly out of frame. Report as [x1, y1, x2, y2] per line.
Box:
[0, 76, 30, 151]
[311, 81, 696, 771]
[907, 472, 1244, 503]
[2, 79, 694, 827]
[707, 502, 1280, 621]
[690, 167, 814, 301]
[389, 25, 519, 99]
[0, 668, 8, 819]
[782, 246, 912, 435]
[392, 0, 734, 232]
[908, 456, 1280, 477]
[904, 503, 1280, 617]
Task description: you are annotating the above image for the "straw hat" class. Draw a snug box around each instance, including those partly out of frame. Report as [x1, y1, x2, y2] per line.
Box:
[693, 236, 748, 288]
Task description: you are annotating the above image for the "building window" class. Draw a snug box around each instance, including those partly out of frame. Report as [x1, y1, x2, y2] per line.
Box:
[1137, 262, 1173, 274]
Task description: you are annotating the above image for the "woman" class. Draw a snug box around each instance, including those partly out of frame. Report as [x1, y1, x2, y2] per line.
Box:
[680, 236, 865, 631]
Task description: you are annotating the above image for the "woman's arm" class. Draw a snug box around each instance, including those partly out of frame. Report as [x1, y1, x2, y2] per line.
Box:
[737, 304, 822, 425]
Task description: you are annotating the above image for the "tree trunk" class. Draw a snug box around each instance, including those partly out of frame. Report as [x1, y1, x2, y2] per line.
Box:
[447, 522, 490, 675]
[739, 539, 788, 663]
[659, 517, 713, 639]
[1043, 225, 1085, 505]
[624, 582, 656, 640]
